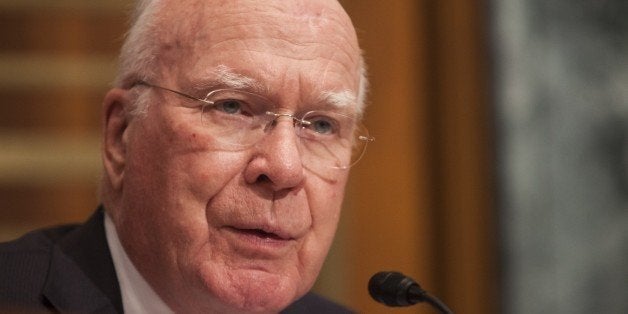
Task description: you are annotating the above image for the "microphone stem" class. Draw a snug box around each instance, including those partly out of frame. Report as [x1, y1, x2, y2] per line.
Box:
[423, 293, 453, 314]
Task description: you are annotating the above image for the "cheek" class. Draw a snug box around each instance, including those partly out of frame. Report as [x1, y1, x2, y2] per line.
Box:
[121, 117, 249, 242]
[117, 117, 256, 287]
[311, 175, 347, 224]
[127, 119, 246, 198]
[301, 176, 348, 266]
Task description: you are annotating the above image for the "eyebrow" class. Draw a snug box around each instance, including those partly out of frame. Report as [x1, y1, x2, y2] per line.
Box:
[319, 90, 357, 110]
[214, 65, 265, 90]
[192, 65, 266, 93]
[194, 65, 357, 111]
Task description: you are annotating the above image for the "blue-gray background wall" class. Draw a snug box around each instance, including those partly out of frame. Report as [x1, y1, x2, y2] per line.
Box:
[493, 1, 628, 313]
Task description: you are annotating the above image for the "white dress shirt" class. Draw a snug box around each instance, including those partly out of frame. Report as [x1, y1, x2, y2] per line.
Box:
[104, 213, 174, 314]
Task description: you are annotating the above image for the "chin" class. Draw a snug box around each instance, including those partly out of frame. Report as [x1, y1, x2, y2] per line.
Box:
[196, 265, 306, 314]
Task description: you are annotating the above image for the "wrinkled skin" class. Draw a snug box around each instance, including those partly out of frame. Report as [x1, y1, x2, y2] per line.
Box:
[101, 0, 362, 313]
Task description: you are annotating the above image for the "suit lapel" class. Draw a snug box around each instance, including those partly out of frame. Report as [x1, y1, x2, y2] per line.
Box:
[42, 208, 123, 313]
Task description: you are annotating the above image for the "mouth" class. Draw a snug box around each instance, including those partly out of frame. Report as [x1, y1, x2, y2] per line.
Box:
[223, 225, 296, 256]
[226, 225, 294, 242]
[234, 228, 287, 241]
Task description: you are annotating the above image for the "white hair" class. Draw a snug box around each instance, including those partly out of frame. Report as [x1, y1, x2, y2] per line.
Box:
[114, 0, 162, 88]
[115, 0, 370, 116]
[356, 56, 370, 117]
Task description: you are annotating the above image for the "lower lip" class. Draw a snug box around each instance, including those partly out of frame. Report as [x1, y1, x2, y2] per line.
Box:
[224, 227, 294, 255]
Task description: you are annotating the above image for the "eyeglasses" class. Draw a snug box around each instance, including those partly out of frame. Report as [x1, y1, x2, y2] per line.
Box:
[134, 81, 374, 172]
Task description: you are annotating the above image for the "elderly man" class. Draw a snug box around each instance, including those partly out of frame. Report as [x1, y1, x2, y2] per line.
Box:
[0, 0, 372, 313]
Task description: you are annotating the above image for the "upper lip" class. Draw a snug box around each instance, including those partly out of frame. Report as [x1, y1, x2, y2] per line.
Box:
[229, 223, 295, 241]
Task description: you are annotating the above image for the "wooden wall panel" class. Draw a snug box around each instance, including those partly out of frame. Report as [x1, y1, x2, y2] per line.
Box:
[0, 2, 125, 239]
[325, 1, 498, 313]
[333, 1, 436, 313]
[427, 1, 498, 313]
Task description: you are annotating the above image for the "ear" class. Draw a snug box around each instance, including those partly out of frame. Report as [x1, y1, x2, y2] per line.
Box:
[102, 88, 132, 192]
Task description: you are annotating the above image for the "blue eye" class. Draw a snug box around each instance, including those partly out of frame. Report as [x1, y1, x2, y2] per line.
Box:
[307, 117, 336, 135]
[216, 100, 242, 114]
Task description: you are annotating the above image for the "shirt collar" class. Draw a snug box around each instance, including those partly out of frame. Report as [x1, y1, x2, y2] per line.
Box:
[104, 212, 174, 314]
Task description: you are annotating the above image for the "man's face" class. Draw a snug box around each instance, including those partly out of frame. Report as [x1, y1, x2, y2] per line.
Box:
[105, 0, 361, 312]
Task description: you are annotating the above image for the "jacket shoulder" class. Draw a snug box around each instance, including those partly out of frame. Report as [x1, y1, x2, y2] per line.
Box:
[0, 224, 79, 308]
[0, 224, 78, 253]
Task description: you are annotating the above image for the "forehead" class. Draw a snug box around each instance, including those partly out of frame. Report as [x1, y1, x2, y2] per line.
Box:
[167, 0, 357, 44]
[155, 0, 361, 93]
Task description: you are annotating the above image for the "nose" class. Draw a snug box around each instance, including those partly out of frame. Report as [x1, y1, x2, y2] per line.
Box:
[243, 117, 305, 191]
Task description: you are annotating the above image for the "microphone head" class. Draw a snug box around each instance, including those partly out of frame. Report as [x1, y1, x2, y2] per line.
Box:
[368, 271, 426, 307]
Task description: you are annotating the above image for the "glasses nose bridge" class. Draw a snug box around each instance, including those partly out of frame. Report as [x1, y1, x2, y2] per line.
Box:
[264, 111, 308, 129]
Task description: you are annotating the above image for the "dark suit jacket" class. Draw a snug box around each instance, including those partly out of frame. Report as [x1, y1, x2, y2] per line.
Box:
[0, 208, 353, 313]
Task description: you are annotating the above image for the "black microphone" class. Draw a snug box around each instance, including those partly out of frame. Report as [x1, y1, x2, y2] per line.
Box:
[368, 271, 453, 314]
